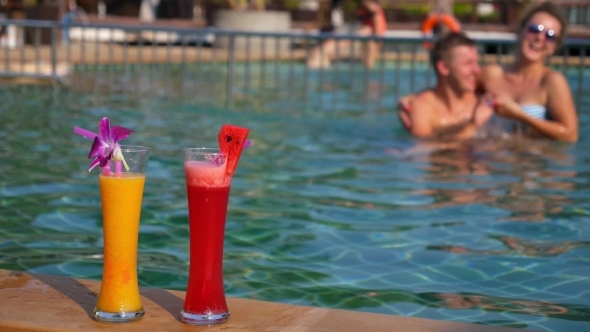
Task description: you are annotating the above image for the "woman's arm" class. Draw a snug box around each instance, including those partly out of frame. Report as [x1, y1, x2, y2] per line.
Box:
[497, 71, 578, 142]
[483, 66, 578, 142]
[543, 71, 579, 142]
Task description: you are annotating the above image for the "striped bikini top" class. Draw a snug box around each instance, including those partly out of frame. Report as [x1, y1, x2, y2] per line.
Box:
[521, 104, 547, 120]
[492, 104, 548, 135]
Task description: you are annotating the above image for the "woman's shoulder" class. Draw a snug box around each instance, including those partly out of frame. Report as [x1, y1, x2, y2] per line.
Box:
[541, 68, 568, 86]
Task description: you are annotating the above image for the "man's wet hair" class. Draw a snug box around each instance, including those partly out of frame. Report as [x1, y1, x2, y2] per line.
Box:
[430, 32, 477, 73]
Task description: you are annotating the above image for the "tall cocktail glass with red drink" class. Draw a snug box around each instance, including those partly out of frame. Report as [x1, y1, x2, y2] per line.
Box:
[181, 125, 249, 326]
[181, 148, 231, 325]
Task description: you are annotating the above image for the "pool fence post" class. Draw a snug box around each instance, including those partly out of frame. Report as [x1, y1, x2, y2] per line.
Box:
[576, 46, 585, 112]
[226, 33, 235, 109]
[51, 25, 57, 80]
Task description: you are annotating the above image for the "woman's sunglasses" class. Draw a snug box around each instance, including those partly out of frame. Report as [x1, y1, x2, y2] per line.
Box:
[526, 23, 558, 42]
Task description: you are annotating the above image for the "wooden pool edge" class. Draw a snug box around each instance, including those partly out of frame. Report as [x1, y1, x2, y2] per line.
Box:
[0, 269, 526, 332]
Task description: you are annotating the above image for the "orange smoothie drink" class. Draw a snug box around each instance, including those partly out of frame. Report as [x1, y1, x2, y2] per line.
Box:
[95, 173, 145, 314]
[92, 145, 151, 324]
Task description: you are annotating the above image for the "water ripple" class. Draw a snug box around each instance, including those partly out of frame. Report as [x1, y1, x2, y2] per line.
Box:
[1, 73, 590, 331]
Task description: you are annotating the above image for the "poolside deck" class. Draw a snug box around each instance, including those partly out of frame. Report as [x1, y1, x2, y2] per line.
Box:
[0, 41, 588, 78]
[0, 269, 528, 332]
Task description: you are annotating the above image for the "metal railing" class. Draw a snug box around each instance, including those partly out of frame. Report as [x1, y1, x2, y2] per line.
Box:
[0, 19, 589, 111]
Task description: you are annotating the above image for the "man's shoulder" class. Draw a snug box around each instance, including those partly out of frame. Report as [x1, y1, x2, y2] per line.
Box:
[399, 89, 441, 121]
[413, 89, 438, 107]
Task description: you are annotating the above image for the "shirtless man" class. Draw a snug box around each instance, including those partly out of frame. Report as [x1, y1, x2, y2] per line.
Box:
[398, 32, 494, 140]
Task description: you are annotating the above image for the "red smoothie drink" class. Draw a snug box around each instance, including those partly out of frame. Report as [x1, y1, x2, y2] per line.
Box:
[181, 125, 249, 326]
[182, 157, 231, 325]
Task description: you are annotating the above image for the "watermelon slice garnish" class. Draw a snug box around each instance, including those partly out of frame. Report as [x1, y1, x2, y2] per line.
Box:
[218, 124, 250, 176]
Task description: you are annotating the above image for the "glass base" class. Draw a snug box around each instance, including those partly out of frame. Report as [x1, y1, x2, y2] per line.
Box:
[180, 310, 229, 326]
[93, 307, 145, 323]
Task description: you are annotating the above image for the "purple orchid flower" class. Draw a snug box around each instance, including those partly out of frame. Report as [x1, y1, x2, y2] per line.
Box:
[74, 117, 133, 172]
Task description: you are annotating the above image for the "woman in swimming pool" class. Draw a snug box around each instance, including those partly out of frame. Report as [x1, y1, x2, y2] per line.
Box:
[479, 1, 579, 142]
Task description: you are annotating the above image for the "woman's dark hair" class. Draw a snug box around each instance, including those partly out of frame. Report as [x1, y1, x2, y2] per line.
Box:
[517, 1, 568, 47]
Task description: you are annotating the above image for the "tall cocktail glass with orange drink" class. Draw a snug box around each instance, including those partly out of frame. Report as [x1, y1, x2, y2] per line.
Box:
[181, 124, 250, 326]
[73, 118, 149, 324]
[94, 145, 150, 323]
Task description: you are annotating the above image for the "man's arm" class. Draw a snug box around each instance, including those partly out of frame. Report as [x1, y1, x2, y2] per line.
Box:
[397, 88, 433, 131]
[433, 97, 494, 140]
[402, 95, 436, 139]
[397, 94, 416, 130]
[398, 91, 492, 140]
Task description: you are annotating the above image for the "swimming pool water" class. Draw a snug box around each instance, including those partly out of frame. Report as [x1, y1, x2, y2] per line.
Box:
[1, 64, 590, 331]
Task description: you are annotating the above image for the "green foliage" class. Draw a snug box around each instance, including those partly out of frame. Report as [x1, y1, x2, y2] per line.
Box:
[453, 3, 500, 19]
[398, 4, 431, 16]
[283, 0, 301, 10]
[394, 2, 501, 19]
[453, 3, 474, 16]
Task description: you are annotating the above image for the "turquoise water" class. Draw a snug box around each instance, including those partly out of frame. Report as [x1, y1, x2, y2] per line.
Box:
[1, 63, 590, 331]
